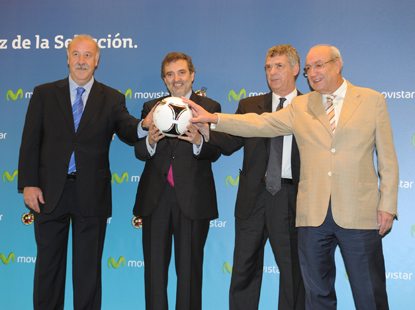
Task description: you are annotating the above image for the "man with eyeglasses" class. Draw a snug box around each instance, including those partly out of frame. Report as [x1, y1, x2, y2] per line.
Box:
[199, 44, 305, 310]
[185, 44, 399, 310]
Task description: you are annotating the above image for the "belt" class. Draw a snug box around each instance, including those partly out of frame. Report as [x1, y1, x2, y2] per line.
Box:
[67, 172, 76, 180]
[264, 176, 293, 185]
[281, 178, 293, 185]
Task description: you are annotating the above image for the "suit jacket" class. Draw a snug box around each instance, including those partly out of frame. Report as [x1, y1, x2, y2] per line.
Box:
[213, 81, 399, 229]
[18, 77, 140, 217]
[209, 92, 300, 220]
[133, 92, 221, 220]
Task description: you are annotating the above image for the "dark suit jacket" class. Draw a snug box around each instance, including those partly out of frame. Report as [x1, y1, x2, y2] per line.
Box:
[18, 77, 140, 217]
[133, 92, 221, 220]
[209, 92, 301, 220]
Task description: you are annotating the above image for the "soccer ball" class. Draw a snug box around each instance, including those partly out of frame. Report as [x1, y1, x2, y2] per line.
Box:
[153, 97, 193, 137]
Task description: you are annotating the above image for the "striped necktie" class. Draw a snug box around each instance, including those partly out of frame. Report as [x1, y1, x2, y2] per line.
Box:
[68, 87, 85, 174]
[326, 95, 336, 134]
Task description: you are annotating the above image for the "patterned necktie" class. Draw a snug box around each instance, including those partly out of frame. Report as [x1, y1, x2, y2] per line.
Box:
[68, 87, 86, 174]
[326, 95, 336, 134]
[266, 97, 286, 195]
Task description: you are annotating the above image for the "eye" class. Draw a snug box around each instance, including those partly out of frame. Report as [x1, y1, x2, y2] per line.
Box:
[277, 64, 284, 69]
[315, 62, 324, 69]
[265, 65, 271, 70]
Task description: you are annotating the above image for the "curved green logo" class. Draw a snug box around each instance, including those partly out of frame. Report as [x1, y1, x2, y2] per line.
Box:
[0, 253, 15, 265]
[411, 225, 415, 237]
[225, 175, 239, 187]
[223, 262, 232, 274]
[7, 89, 23, 101]
[112, 172, 129, 184]
[3, 170, 18, 182]
[228, 89, 246, 101]
[125, 88, 132, 99]
[108, 256, 125, 269]
[412, 135, 415, 147]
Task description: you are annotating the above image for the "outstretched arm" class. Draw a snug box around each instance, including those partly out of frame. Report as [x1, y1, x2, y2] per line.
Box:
[182, 97, 219, 125]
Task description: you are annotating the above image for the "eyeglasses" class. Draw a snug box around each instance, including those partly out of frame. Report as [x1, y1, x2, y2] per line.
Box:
[303, 58, 337, 77]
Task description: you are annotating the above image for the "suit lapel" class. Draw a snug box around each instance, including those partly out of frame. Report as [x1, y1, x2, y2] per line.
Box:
[76, 80, 104, 136]
[307, 91, 333, 136]
[54, 78, 75, 134]
[334, 82, 362, 137]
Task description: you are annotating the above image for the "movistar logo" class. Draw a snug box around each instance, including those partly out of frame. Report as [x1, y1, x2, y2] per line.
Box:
[124, 89, 132, 99]
[225, 175, 239, 187]
[223, 262, 232, 274]
[0, 253, 15, 265]
[7, 89, 23, 101]
[228, 89, 246, 101]
[112, 172, 129, 184]
[108, 256, 125, 269]
[411, 225, 415, 237]
[3, 170, 18, 182]
[412, 134, 415, 147]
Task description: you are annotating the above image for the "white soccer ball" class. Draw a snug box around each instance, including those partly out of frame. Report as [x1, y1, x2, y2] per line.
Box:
[153, 97, 193, 138]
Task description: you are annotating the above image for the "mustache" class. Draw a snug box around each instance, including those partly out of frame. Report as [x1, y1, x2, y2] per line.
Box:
[75, 63, 90, 70]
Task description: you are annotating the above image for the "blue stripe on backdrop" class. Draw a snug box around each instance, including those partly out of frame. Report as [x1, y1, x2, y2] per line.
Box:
[1, 0, 414, 309]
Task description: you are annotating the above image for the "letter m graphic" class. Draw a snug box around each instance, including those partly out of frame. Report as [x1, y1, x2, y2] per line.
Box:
[228, 89, 246, 101]
[7, 89, 23, 101]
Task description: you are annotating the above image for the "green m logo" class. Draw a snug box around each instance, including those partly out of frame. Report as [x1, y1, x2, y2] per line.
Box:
[0, 253, 15, 265]
[225, 175, 239, 187]
[108, 256, 125, 269]
[112, 172, 129, 184]
[3, 170, 18, 182]
[411, 225, 415, 237]
[7, 89, 23, 101]
[412, 135, 415, 147]
[118, 89, 132, 99]
[124, 89, 132, 99]
[223, 262, 232, 274]
[228, 89, 246, 101]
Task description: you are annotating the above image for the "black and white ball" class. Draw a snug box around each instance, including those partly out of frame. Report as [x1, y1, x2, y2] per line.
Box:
[153, 97, 193, 138]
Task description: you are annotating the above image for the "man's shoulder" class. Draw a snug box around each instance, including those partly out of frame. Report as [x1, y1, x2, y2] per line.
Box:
[93, 80, 124, 97]
[34, 78, 67, 91]
[239, 93, 269, 105]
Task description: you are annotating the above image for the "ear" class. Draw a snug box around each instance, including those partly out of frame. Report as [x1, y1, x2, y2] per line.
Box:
[190, 71, 195, 82]
[334, 58, 342, 74]
[292, 64, 300, 76]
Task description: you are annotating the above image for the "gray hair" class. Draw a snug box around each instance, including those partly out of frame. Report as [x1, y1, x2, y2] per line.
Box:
[66, 34, 100, 60]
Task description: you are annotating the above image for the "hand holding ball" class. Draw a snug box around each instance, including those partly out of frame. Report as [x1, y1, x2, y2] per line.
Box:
[153, 97, 193, 137]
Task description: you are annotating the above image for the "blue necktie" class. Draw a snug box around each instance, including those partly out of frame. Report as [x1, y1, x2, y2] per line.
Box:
[68, 87, 85, 174]
[266, 97, 286, 195]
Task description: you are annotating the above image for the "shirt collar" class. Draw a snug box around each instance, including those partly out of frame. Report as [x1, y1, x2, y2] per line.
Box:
[68, 75, 94, 94]
[323, 78, 347, 102]
[272, 88, 297, 106]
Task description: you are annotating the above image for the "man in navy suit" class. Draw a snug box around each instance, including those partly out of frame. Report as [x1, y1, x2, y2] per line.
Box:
[134, 52, 221, 310]
[18, 34, 140, 310]
[201, 45, 305, 310]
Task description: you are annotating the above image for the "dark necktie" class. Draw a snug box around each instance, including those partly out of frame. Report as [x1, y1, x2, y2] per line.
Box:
[266, 97, 286, 195]
[68, 87, 85, 174]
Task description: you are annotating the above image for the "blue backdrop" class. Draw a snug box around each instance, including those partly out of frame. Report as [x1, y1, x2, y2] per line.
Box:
[1, 0, 414, 309]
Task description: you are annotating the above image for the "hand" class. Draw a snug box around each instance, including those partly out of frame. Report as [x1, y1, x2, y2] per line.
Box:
[181, 97, 219, 125]
[148, 121, 165, 147]
[195, 122, 210, 142]
[142, 104, 158, 129]
[377, 210, 394, 236]
[178, 123, 202, 146]
[23, 187, 44, 213]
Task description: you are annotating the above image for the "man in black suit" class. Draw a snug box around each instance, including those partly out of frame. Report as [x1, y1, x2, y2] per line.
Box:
[18, 34, 140, 310]
[133, 52, 221, 310]
[201, 45, 305, 310]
